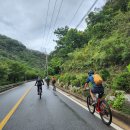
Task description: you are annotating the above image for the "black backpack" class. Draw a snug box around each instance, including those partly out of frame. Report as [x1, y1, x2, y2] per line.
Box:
[37, 79, 43, 86]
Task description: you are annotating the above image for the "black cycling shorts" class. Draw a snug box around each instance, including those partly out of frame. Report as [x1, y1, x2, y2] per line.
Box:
[91, 86, 104, 94]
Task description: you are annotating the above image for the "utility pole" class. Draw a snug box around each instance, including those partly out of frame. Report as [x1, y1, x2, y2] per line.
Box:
[45, 51, 48, 76]
[41, 47, 48, 77]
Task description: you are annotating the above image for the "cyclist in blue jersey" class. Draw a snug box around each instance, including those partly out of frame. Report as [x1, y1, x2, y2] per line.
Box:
[84, 70, 104, 105]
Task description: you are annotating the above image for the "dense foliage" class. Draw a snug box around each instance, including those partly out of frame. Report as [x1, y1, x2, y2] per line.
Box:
[0, 35, 45, 85]
[49, 0, 130, 92]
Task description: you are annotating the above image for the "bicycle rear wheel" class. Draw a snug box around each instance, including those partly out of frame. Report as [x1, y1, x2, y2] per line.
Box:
[40, 93, 41, 99]
[87, 95, 95, 114]
[39, 88, 42, 99]
[100, 100, 112, 125]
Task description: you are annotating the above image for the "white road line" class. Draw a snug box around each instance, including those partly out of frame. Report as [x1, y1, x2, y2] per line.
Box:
[57, 88, 124, 130]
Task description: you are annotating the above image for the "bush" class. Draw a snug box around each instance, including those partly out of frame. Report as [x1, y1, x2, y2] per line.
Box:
[71, 79, 80, 87]
[112, 72, 130, 92]
[100, 69, 110, 81]
[59, 75, 64, 82]
[112, 93, 125, 111]
[80, 75, 87, 86]
[59, 73, 76, 85]
[127, 64, 130, 72]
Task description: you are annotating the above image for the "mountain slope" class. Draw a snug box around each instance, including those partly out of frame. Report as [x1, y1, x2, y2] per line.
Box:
[0, 35, 46, 85]
[0, 34, 46, 69]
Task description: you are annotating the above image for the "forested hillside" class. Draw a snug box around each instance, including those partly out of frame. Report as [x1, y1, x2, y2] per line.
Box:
[49, 0, 130, 93]
[0, 35, 45, 85]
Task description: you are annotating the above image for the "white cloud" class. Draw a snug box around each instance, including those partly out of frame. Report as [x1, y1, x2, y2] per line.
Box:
[0, 0, 106, 53]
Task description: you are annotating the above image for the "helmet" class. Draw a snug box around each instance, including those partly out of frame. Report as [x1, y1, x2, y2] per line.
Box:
[88, 70, 94, 75]
[38, 76, 41, 80]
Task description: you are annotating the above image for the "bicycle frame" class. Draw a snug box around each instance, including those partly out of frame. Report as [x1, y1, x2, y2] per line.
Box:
[96, 98, 101, 113]
[87, 93, 112, 125]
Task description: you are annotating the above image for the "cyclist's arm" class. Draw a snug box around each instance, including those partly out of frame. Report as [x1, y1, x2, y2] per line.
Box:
[85, 83, 88, 88]
[84, 78, 90, 89]
[35, 81, 37, 86]
[42, 80, 44, 85]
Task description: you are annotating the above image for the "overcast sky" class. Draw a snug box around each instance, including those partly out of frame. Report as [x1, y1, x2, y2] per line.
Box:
[0, 0, 106, 53]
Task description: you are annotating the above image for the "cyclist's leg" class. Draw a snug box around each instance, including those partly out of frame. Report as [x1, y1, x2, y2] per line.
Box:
[37, 86, 39, 94]
[47, 81, 49, 86]
[90, 89, 96, 101]
[38, 85, 42, 93]
[54, 84, 56, 90]
[91, 87, 104, 102]
[41, 85, 42, 92]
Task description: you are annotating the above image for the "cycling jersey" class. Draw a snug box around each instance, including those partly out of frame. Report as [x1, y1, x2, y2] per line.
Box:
[86, 75, 104, 94]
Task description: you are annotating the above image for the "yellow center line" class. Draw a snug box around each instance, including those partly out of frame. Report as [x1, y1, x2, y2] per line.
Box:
[0, 87, 32, 130]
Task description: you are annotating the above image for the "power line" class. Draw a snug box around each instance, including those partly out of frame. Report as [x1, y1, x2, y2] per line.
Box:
[42, 0, 51, 47]
[76, 0, 98, 29]
[45, 0, 98, 53]
[53, 0, 64, 30]
[46, 0, 64, 47]
[69, 0, 85, 25]
[45, 0, 58, 47]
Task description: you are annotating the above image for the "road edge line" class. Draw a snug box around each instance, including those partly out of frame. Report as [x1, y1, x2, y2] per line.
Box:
[57, 88, 124, 130]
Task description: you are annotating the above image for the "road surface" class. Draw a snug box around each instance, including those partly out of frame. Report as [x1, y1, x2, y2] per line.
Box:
[0, 81, 118, 130]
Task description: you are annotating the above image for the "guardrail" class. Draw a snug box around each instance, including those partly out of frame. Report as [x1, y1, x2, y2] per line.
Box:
[0, 80, 33, 93]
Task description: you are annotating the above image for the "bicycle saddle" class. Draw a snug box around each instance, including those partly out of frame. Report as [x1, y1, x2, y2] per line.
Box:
[96, 93, 104, 98]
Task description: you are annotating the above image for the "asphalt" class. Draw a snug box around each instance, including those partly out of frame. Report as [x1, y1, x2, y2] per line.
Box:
[0, 81, 116, 130]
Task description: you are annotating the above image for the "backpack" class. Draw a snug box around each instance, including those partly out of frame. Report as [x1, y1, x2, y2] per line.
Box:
[93, 74, 103, 86]
[37, 79, 43, 86]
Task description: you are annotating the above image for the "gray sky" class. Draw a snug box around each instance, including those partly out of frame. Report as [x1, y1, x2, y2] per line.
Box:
[0, 0, 106, 53]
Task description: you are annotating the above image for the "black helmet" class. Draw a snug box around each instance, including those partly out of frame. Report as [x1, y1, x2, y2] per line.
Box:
[88, 70, 94, 75]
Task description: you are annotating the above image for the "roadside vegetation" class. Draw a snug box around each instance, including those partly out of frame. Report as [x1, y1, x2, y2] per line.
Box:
[0, 0, 130, 115]
[0, 35, 45, 86]
[49, 0, 130, 114]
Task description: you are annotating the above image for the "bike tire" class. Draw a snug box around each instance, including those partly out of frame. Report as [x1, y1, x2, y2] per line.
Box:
[99, 100, 112, 126]
[40, 93, 41, 99]
[87, 95, 95, 114]
[39, 88, 42, 99]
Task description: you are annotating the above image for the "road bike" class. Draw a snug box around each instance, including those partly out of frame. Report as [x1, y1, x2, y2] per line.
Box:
[87, 92, 112, 125]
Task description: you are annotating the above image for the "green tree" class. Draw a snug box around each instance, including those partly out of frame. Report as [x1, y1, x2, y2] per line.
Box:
[8, 62, 26, 83]
[0, 62, 8, 81]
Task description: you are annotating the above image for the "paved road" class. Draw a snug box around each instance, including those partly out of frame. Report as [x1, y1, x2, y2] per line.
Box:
[0, 81, 116, 130]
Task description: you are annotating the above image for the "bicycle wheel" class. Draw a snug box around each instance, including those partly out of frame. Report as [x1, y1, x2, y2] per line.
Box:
[87, 95, 95, 114]
[39, 88, 42, 99]
[40, 93, 41, 99]
[100, 100, 112, 125]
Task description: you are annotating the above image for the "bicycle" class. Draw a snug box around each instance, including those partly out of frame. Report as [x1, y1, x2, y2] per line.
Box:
[38, 86, 42, 99]
[87, 92, 112, 125]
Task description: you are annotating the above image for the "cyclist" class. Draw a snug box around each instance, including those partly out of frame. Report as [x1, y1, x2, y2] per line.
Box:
[84, 70, 104, 105]
[35, 76, 44, 95]
[52, 76, 56, 91]
[45, 76, 50, 87]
